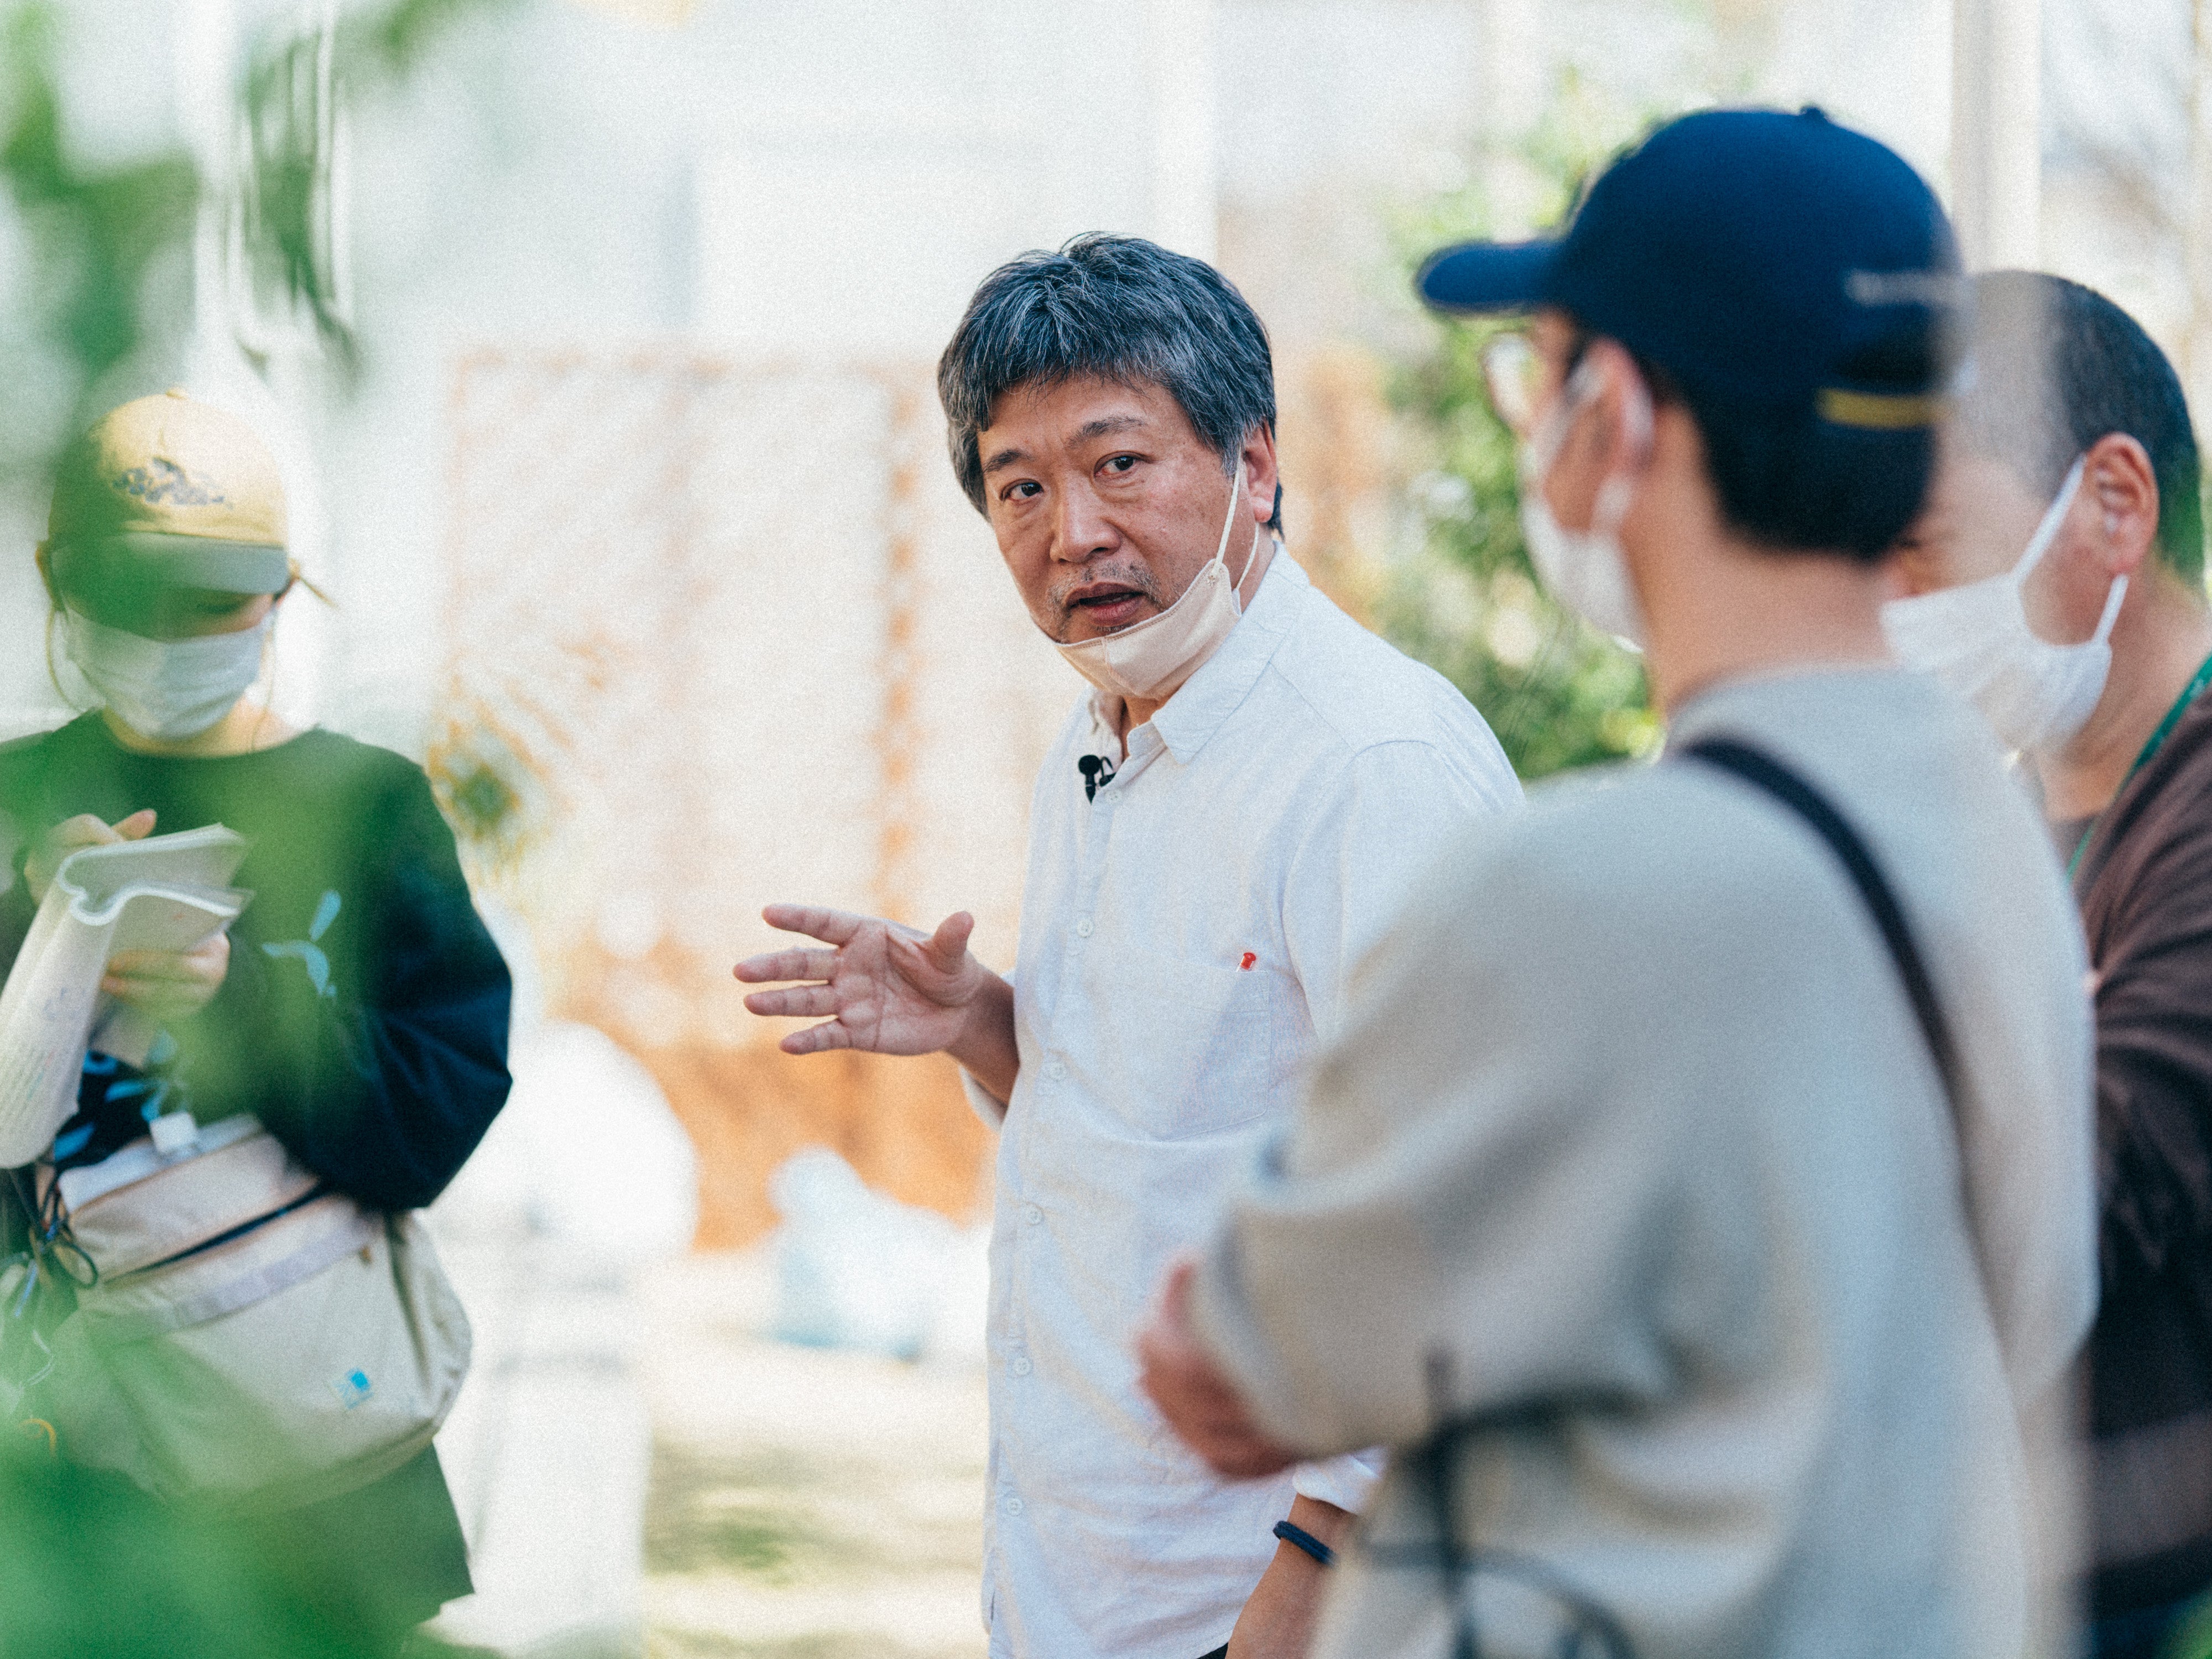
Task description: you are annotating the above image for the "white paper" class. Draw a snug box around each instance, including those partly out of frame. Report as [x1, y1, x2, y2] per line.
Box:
[0, 826, 248, 1167]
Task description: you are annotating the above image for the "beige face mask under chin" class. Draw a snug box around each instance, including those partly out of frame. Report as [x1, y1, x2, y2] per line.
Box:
[1050, 457, 1262, 705]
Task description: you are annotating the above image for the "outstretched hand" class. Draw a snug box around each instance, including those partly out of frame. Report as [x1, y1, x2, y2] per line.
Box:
[735, 904, 998, 1059]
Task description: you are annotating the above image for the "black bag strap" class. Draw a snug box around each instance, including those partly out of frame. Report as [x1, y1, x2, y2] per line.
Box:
[1678, 736, 1967, 1125]
[1370, 739, 1965, 1659]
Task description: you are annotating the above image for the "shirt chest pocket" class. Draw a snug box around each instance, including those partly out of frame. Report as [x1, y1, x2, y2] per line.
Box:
[1074, 942, 1272, 1141]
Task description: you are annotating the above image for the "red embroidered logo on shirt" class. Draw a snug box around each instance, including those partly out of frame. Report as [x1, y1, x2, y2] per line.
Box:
[1239, 952, 1256, 971]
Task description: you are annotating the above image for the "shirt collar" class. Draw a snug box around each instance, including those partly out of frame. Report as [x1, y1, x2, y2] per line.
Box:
[1125, 544, 1307, 767]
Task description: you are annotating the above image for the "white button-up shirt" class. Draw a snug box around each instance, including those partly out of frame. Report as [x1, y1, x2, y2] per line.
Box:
[971, 552, 1522, 1659]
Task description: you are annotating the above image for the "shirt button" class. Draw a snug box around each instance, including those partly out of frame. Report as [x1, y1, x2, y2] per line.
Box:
[1023, 1203, 1044, 1225]
[1005, 1496, 1025, 1515]
[1075, 917, 1094, 938]
[1045, 1060, 1068, 1081]
[1012, 1356, 1033, 1376]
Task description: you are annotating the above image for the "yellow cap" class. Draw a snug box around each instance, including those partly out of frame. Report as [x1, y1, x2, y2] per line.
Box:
[46, 390, 291, 602]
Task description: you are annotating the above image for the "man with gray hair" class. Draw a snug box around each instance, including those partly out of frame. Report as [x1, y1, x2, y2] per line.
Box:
[735, 233, 1520, 1658]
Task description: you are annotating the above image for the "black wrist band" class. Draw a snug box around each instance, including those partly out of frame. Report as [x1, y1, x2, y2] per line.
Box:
[1272, 1517, 1335, 1566]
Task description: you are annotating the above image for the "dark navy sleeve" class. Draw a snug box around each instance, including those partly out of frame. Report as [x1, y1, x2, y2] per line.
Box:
[178, 760, 513, 1211]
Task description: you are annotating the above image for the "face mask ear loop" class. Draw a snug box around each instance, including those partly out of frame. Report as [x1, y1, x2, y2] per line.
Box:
[44, 607, 66, 706]
[2010, 456, 2088, 587]
[1219, 455, 1261, 608]
[49, 606, 93, 714]
[1234, 514, 1264, 602]
[1590, 359, 1656, 539]
[2090, 572, 2130, 646]
[1522, 356, 1602, 486]
[252, 614, 279, 747]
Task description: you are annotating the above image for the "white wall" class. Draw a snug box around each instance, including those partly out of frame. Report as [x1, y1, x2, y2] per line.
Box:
[5, 0, 2195, 754]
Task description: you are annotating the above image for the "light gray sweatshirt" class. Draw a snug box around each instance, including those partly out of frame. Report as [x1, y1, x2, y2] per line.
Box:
[1191, 667, 2096, 1659]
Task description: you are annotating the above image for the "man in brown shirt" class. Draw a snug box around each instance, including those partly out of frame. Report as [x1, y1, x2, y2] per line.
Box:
[1887, 270, 2212, 1659]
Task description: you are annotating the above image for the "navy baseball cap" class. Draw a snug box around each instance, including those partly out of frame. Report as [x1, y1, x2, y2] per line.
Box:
[1418, 108, 1961, 431]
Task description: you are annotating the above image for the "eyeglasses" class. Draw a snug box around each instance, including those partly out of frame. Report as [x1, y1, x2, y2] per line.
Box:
[1479, 332, 1549, 440]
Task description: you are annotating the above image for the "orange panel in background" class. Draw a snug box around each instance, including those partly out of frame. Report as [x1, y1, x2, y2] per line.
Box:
[434, 348, 1063, 1246]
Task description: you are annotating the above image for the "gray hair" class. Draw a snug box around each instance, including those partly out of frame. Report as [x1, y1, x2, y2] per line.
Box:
[937, 233, 1279, 524]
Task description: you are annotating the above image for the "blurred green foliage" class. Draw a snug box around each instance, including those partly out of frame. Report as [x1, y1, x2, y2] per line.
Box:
[343, 0, 515, 76]
[0, 1440, 356, 1658]
[2169, 1598, 2212, 1659]
[241, 0, 515, 364]
[0, 3, 197, 462]
[1376, 83, 1665, 780]
[0, 0, 508, 482]
[0, 5, 502, 1649]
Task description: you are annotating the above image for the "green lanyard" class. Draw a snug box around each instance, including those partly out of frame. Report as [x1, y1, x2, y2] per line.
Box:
[2068, 650, 2212, 879]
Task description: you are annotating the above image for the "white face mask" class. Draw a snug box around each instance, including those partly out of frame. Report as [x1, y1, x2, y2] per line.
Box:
[63, 608, 271, 741]
[1051, 456, 1263, 704]
[1881, 457, 2125, 754]
[1517, 361, 1650, 649]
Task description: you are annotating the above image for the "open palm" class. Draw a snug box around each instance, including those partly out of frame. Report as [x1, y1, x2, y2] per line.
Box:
[734, 904, 986, 1057]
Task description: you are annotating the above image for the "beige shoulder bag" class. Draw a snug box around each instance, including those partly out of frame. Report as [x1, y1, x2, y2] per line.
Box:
[21, 1114, 469, 1514]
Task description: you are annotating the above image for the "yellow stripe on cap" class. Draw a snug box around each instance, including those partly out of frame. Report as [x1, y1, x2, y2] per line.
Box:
[1817, 387, 1949, 430]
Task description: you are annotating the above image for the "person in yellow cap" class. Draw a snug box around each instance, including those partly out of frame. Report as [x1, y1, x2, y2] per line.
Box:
[38, 389, 300, 753]
[0, 392, 514, 1655]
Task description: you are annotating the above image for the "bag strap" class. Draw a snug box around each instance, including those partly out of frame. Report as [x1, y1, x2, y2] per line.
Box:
[1371, 738, 1966, 1659]
[1678, 736, 1966, 1125]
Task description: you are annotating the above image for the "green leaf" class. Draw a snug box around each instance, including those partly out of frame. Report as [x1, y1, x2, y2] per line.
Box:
[1376, 82, 1665, 781]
